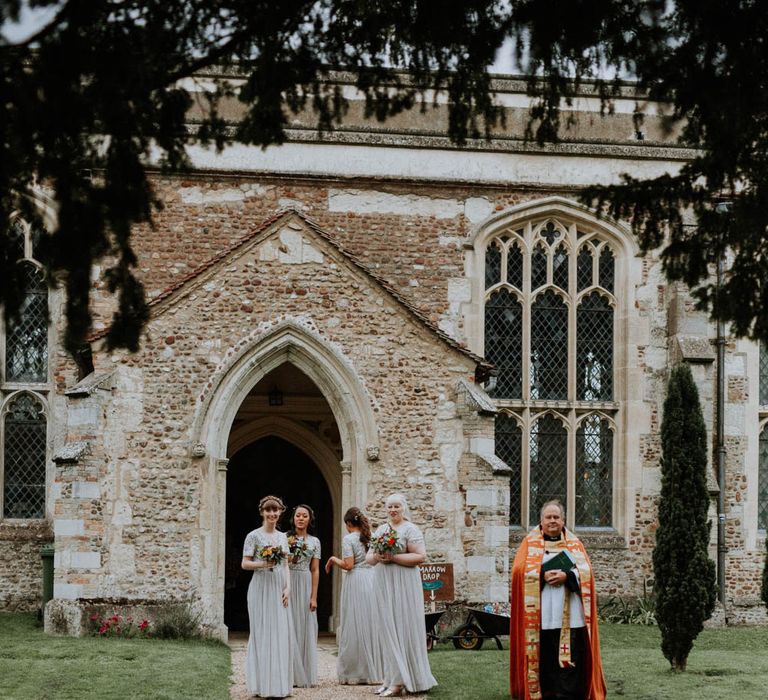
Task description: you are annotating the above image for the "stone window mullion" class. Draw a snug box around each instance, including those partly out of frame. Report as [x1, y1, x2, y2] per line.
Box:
[521, 407, 531, 527]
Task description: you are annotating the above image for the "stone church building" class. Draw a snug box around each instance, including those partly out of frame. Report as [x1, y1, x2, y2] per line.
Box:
[1, 74, 766, 636]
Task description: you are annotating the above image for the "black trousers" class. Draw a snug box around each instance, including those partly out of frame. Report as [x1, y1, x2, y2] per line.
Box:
[539, 627, 588, 700]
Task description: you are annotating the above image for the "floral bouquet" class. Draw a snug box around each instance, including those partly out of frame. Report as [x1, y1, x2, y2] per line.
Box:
[370, 526, 401, 556]
[287, 535, 310, 563]
[258, 544, 286, 571]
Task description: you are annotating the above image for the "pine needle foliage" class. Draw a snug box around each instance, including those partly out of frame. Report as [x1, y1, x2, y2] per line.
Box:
[653, 363, 716, 671]
[4, 2, 768, 353]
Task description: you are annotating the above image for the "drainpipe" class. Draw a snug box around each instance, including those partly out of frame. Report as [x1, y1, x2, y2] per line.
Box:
[714, 201, 730, 616]
[715, 264, 727, 613]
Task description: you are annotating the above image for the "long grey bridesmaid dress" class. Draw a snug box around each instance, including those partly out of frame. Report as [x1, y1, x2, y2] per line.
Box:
[372, 521, 437, 693]
[288, 534, 321, 687]
[243, 528, 293, 698]
[337, 531, 384, 684]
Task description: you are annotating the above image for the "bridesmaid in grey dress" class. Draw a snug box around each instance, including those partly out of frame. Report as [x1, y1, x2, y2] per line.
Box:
[287, 504, 321, 687]
[325, 507, 384, 685]
[241, 494, 292, 698]
[367, 493, 437, 697]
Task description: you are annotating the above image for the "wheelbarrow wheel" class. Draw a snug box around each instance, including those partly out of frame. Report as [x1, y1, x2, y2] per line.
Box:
[452, 624, 484, 650]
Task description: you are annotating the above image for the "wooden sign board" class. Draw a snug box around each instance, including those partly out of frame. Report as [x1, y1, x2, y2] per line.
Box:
[421, 562, 454, 603]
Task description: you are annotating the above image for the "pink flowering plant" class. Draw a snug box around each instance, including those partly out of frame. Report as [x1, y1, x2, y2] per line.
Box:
[89, 612, 152, 638]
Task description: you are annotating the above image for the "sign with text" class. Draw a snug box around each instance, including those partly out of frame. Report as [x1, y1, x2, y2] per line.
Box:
[421, 562, 454, 603]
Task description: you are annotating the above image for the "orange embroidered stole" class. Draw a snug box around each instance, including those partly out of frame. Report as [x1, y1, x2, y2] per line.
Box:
[509, 527, 607, 700]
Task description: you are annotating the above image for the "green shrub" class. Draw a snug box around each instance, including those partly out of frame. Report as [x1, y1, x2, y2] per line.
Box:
[599, 593, 656, 625]
[151, 601, 203, 640]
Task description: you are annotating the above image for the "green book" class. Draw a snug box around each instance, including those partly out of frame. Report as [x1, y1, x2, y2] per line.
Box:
[541, 550, 574, 573]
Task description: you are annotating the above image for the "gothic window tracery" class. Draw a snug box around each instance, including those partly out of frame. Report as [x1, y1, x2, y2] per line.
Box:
[2, 393, 46, 519]
[484, 215, 618, 529]
[2, 215, 50, 520]
[759, 424, 768, 531]
[759, 344, 768, 530]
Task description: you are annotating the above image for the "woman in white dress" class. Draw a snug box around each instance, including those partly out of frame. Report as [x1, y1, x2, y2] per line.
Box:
[325, 506, 384, 686]
[241, 494, 292, 698]
[286, 504, 321, 687]
[367, 493, 437, 697]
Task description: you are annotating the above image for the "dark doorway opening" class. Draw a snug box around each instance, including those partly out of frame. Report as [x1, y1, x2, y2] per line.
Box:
[224, 435, 334, 632]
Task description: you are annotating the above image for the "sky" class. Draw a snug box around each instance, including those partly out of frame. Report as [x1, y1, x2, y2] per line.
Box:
[0, 1, 520, 74]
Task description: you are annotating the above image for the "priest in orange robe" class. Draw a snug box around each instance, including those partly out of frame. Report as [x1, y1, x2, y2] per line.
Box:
[510, 500, 606, 700]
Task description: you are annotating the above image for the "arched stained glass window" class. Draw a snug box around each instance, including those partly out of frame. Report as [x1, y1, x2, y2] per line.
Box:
[531, 244, 547, 290]
[3, 394, 46, 519]
[529, 414, 568, 524]
[495, 413, 522, 526]
[507, 242, 523, 290]
[759, 425, 768, 531]
[483, 214, 619, 529]
[598, 247, 615, 293]
[577, 292, 613, 401]
[5, 263, 48, 384]
[9, 220, 25, 261]
[531, 291, 568, 400]
[485, 241, 502, 289]
[577, 246, 593, 292]
[553, 244, 569, 291]
[2, 216, 51, 522]
[485, 290, 522, 399]
[576, 415, 613, 527]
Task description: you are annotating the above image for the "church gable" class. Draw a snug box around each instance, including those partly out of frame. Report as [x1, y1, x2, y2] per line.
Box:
[106, 210, 486, 372]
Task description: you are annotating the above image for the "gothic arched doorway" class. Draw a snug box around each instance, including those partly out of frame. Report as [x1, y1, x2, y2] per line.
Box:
[224, 436, 334, 631]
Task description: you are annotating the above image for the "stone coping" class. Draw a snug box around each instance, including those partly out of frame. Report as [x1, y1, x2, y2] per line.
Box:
[509, 528, 627, 550]
[0, 520, 53, 542]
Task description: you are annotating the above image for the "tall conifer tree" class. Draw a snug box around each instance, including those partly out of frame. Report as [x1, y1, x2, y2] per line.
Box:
[762, 536, 768, 611]
[653, 363, 716, 671]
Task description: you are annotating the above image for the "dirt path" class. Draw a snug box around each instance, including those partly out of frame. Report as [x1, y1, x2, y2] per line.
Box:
[229, 634, 428, 699]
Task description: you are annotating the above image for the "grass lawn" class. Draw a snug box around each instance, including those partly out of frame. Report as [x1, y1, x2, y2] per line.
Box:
[427, 623, 768, 699]
[0, 613, 231, 700]
[4, 612, 768, 699]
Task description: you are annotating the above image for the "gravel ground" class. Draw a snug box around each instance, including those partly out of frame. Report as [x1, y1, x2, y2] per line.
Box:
[229, 634, 428, 699]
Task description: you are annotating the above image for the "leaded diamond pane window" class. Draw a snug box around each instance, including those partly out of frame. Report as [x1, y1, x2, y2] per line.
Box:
[529, 414, 568, 524]
[553, 244, 569, 291]
[30, 226, 45, 259]
[5, 263, 48, 383]
[531, 244, 547, 290]
[760, 343, 768, 406]
[9, 221, 25, 261]
[599, 247, 615, 293]
[485, 290, 522, 399]
[3, 394, 46, 519]
[759, 426, 768, 531]
[577, 247, 593, 292]
[531, 291, 568, 400]
[483, 215, 619, 529]
[577, 293, 613, 401]
[495, 413, 522, 526]
[576, 416, 613, 527]
[541, 221, 559, 245]
[485, 241, 501, 289]
[507, 242, 523, 290]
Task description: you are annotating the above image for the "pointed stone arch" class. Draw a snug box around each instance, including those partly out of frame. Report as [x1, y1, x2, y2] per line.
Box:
[191, 318, 379, 635]
[465, 195, 640, 535]
[469, 195, 638, 258]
